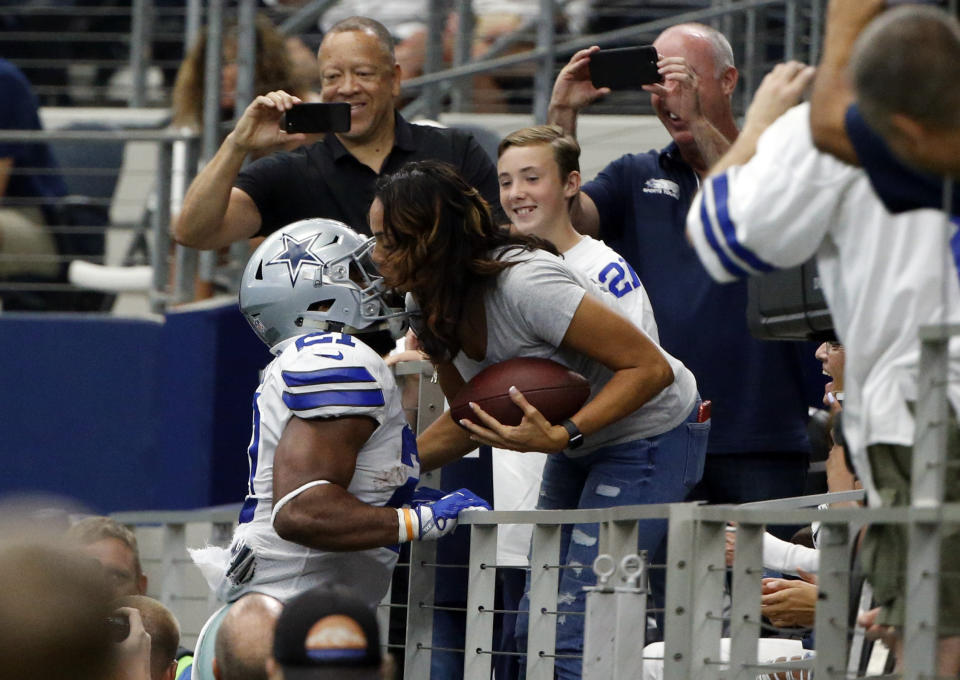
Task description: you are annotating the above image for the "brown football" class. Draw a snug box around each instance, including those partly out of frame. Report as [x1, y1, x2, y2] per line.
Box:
[450, 357, 590, 429]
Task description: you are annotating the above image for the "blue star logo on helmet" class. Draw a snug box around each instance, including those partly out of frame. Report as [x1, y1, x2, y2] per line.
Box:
[267, 232, 326, 285]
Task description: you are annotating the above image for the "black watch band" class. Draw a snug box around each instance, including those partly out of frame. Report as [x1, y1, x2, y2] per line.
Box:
[561, 419, 584, 450]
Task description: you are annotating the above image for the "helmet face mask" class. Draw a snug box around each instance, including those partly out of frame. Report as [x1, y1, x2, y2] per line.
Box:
[239, 218, 409, 349]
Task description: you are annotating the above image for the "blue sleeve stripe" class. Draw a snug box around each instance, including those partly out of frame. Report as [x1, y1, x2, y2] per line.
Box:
[283, 389, 385, 410]
[700, 183, 751, 279]
[282, 366, 376, 388]
[712, 175, 776, 273]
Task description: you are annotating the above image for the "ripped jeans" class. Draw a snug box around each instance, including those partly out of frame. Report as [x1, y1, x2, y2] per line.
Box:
[515, 405, 709, 680]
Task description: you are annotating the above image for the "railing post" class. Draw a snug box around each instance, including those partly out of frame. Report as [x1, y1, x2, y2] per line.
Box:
[235, 0, 257, 119]
[784, 0, 799, 61]
[808, 0, 824, 64]
[130, 0, 151, 107]
[151, 139, 173, 314]
[728, 522, 762, 680]
[159, 523, 187, 611]
[663, 503, 697, 680]
[903, 324, 953, 679]
[173, 136, 201, 305]
[813, 521, 850, 680]
[403, 364, 445, 679]
[740, 8, 758, 115]
[583, 553, 647, 680]
[463, 523, 497, 679]
[533, 0, 556, 124]
[688, 516, 726, 680]
[450, 0, 475, 113]
[422, 0, 445, 120]
[526, 522, 562, 680]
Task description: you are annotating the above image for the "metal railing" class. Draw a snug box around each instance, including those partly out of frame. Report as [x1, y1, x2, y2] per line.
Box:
[111, 326, 960, 679]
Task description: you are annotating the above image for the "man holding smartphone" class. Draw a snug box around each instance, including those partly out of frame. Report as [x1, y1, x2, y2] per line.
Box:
[547, 25, 821, 514]
[173, 16, 501, 251]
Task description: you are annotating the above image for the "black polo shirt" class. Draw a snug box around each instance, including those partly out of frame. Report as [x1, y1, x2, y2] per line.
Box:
[236, 112, 502, 237]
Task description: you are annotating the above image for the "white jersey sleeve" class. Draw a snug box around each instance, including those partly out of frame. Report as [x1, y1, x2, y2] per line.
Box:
[687, 103, 861, 283]
[275, 332, 391, 423]
[762, 531, 819, 575]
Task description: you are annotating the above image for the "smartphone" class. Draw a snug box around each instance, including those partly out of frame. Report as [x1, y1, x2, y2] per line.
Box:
[283, 102, 351, 134]
[590, 45, 662, 90]
[107, 613, 130, 643]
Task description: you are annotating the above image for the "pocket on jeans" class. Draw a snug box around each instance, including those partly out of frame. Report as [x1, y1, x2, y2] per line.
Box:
[682, 421, 710, 489]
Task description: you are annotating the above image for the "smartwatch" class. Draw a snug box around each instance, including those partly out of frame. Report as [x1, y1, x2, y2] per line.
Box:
[561, 419, 584, 450]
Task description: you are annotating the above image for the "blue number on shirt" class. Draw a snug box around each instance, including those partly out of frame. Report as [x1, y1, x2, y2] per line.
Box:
[386, 425, 422, 509]
[598, 258, 642, 298]
[295, 331, 357, 352]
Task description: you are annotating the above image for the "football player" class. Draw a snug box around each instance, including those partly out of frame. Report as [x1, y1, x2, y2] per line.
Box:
[190, 218, 489, 680]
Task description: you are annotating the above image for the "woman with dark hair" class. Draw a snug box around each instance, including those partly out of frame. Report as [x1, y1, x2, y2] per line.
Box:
[370, 159, 708, 679]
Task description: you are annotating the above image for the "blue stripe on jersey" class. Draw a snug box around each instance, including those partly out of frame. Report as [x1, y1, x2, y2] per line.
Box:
[282, 366, 376, 388]
[951, 217, 960, 289]
[700, 184, 750, 278]
[712, 175, 776, 274]
[283, 389, 385, 410]
[238, 393, 262, 524]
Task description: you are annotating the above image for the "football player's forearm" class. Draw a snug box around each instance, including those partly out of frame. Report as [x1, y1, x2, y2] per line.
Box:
[417, 411, 478, 472]
[273, 484, 401, 551]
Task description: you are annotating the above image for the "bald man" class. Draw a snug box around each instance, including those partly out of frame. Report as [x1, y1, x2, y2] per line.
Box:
[212, 593, 283, 680]
[547, 24, 818, 515]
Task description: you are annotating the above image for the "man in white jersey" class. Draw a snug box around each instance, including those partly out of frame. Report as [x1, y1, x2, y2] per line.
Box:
[189, 217, 490, 680]
[686, 61, 960, 675]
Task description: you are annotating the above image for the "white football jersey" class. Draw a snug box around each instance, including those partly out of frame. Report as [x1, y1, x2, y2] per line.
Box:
[687, 103, 960, 507]
[564, 235, 660, 342]
[216, 330, 420, 606]
[563, 236, 699, 440]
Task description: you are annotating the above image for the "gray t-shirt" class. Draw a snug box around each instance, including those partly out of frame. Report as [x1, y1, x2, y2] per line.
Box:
[454, 248, 694, 453]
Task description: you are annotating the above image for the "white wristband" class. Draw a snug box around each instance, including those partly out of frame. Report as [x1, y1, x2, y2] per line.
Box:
[396, 507, 420, 543]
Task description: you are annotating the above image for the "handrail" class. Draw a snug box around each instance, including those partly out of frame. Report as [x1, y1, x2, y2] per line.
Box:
[401, 0, 788, 91]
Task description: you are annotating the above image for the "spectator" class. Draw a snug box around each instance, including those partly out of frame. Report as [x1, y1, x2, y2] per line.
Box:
[67, 515, 148, 598]
[267, 584, 391, 679]
[171, 14, 314, 132]
[0, 57, 68, 308]
[117, 595, 182, 680]
[547, 25, 820, 517]
[0, 539, 116, 680]
[188, 218, 488, 679]
[173, 16, 501, 251]
[213, 593, 283, 680]
[810, 0, 960, 213]
[111, 606, 156, 680]
[686, 58, 960, 676]
[371, 160, 705, 680]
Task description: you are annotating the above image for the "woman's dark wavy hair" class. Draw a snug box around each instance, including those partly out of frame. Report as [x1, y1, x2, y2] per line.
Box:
[373, 160, 557, 362]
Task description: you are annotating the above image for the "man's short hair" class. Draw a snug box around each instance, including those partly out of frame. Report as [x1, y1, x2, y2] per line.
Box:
[116, 595, 180, 680]
[666, 22, 736, 76]
[66, 516, 144, 577]
[498, 125, 581, 179]
[323, 16, 396, 62]
[0, 543, 116, 680]
[215, 593, 282, 680]
[851, 5, 960, 133]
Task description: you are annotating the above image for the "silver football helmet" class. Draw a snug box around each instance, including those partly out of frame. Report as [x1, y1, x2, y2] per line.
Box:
[239, 218, 408, 348]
